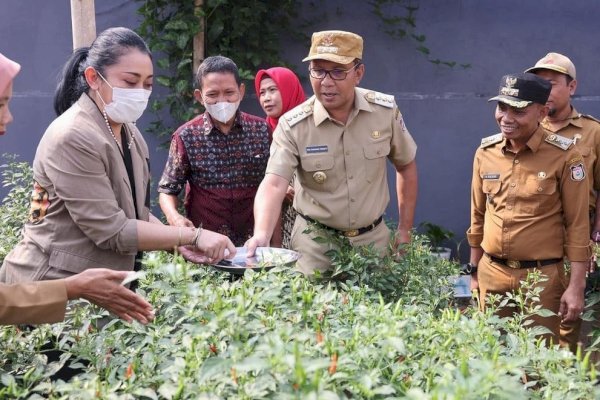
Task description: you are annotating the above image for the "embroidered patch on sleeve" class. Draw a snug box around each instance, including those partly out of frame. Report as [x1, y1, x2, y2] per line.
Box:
[570, 163, 585, 181]
[29, 181, 50, 224]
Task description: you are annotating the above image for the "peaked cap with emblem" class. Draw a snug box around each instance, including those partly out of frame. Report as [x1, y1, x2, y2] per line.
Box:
[302, 30, 363, 64]
[488, 72, 551, 109]
[525, 52, 576, 80]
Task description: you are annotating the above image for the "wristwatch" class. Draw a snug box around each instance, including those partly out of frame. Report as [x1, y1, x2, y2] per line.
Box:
[461, 262, 478, 275]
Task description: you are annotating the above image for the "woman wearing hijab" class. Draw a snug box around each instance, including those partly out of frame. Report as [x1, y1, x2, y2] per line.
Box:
[255, 67, 306, 248]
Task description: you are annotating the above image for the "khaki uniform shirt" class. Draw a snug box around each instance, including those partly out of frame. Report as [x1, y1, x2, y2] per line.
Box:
[267, 87, 417, 231]
[0, 280, 67, 325]
[467, 126, 590, 262]
[541, 107, 600, 210]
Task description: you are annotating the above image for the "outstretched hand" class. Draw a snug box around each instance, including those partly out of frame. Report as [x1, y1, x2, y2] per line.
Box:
[192, 229, 236, 263]
[244, 235, 269, 257]
[178, 245, 210, 264]
[64, 269, 155, 324]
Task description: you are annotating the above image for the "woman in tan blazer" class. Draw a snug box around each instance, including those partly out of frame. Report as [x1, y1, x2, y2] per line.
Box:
[0, 52, 154, 325]
[0, 27, 236, 285]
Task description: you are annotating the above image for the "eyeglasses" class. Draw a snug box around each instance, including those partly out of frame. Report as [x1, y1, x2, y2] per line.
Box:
[309, 63, 360, 81]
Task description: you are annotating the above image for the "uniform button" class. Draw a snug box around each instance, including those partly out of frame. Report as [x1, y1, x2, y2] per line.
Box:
[514, 160, 520, 164]
[345, 150, 350, 156]
[349, 175, 353, 179]
[377, 150, 381, 155]
[350, 198, 355, 202]
[510, 183, 516, 187]
[351, 220, 356, 225]
[503, 228, 508, 232]
[507, 206, 512, 210]
[316, 163, 321, 168]
[537, 187, 543, 192]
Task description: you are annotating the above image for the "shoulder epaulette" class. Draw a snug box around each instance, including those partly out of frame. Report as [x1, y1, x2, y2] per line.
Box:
[364, 90, 395, 108]
[580, 114, 600, 124]
[283, 99, 314, 127]
[545, 133, 573, 150]
[480, 133, 503, 148]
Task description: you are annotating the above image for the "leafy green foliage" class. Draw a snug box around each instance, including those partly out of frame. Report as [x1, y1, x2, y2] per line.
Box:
[135, 0, 306, 143]
[1, 241, 599, 398]
[305, 221, 459, 306]
[0, 154, 32, 263]
[418, 221, 455, 251]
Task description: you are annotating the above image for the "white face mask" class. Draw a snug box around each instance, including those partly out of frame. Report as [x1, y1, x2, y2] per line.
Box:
[97, 72, 151, 123]
[204, 100, 240, 124]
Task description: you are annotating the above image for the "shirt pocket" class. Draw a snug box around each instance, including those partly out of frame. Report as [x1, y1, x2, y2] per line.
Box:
[299, 154, 339, 193]
[482, 179, 501, 209]
[49, 248, 114, 274]
[247, 147, 269, 177]
[522, 177, 557, 214]
[363, 141, 390, 183]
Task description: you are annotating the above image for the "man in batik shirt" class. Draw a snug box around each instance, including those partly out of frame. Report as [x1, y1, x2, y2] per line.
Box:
[158, 56, 270, 245]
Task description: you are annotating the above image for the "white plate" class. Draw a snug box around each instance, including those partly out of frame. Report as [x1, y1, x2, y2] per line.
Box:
[210, 247, 301, 275]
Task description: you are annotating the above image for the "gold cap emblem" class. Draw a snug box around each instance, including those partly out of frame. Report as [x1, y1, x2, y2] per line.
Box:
[505, 76, 517, 87]
[313, 171, 327, 184]
[320, 33, 335, 47]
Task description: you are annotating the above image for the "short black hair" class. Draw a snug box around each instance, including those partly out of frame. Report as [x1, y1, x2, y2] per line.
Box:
[195, 55, 241, 89]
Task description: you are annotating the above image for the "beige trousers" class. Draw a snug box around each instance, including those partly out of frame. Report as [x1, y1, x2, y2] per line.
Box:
[290, 215, 391, 275]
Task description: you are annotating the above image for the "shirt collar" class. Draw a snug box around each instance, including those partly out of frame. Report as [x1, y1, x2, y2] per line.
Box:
[541, 106, 583, 131]
[200, 110, 242, 135]
[501, 125, 545, 154]
[525, 125, 546, 152]
[312, 87, 372, 126]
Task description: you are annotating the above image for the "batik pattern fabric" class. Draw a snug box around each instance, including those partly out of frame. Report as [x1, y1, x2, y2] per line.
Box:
[158, 111, 270, 246]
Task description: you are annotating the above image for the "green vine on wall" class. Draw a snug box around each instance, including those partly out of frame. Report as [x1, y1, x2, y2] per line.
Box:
[136, 0, 468, 143]
[136, 0, 305, 142]
[369, 0, 471, 69]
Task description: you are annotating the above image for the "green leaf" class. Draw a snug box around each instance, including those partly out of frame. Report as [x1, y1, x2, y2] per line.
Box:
[176, 34, 189, 50]
[533, 308, 556, 318]
[165, 20, 188, 31]
[207, 19, 224, 42]
[197, 357, 231, 383]
[156, 76, 172, 87]
[157, 58, 171, 69]
[177, 58, 193, 70]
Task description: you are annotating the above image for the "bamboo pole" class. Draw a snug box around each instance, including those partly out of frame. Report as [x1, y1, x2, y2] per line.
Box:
[70, 0, 97, 49]
[193, 0, 205, 75]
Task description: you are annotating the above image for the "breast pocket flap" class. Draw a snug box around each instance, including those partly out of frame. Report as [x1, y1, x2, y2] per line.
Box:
[363, 143, 390, 160]
[300, 154, 334, 172]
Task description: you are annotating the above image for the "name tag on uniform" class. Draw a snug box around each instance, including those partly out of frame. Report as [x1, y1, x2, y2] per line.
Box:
[306, 145, 328, 154]
[483, 173, 500, 180]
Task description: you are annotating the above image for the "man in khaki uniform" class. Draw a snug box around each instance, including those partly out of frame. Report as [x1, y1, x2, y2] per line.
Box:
[467, 72, 590, 345]
[526, 52, 600, 350]
[246, 30, 418, 274]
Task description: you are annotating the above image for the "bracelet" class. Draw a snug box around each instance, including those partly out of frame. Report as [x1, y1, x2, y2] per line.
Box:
[192, 225, 203, 247]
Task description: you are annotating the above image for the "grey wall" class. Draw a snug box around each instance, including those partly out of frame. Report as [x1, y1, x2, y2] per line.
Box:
[2, 0, 599, 260]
